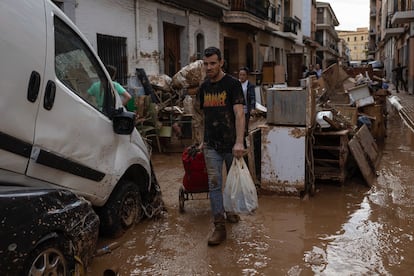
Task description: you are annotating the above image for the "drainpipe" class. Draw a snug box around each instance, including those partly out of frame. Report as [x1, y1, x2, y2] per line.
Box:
[134, 0, 138, 59]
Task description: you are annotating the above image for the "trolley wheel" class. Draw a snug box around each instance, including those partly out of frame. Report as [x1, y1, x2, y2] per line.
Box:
[179, 186, 185, 213]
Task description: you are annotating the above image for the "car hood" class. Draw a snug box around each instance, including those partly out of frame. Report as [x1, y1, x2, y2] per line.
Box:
[0, 186, 93, 243]
[0, 185, 99, 272]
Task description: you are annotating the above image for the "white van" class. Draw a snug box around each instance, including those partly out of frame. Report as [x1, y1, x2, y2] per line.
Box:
[0, 0, 161, 236]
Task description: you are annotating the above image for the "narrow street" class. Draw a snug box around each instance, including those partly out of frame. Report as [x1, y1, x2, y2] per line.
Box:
[88, 90, 414, 275]
[4, 1, 414, 275]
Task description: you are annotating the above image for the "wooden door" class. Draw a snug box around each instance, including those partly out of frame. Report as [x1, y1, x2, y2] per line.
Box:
[163, 23, 181, 77]
[287, 53, 303, 87]
[224, 37, 239, 76]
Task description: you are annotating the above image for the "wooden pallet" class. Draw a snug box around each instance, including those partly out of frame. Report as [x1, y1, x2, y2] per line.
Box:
[348, 124, 379, 187]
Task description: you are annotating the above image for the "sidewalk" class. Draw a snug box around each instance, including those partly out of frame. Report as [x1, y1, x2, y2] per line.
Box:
[388, 84, 414, 131]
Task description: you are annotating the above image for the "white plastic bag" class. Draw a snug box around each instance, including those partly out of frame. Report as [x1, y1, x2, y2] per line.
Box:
[223, 158, 258, 214]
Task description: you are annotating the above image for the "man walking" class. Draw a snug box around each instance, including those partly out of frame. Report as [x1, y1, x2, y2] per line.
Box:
[392, 63, 407, 93]
[238, 67, 256, 135]
[198, 46, 245, 246]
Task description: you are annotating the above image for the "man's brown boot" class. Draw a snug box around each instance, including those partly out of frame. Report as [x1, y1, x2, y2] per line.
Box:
[226, 212, 240, 223]
[208, 215, 226, 246]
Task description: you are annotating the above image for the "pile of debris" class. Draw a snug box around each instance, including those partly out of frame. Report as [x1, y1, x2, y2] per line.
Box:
[312, 63, 390, 140]
[308, 63, 390, 188]
[133, 60, 206, 149]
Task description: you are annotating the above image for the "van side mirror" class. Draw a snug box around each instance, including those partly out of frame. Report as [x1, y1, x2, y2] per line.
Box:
[112, 108, 135, 135]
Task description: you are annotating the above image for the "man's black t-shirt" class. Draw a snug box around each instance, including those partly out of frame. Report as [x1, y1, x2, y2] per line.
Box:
[198, 74, 245, 153]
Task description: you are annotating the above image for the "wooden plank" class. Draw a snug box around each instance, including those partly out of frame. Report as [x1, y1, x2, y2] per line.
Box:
[348, 125, 378, 187]
[355, 125, 379, 168]
[247, 131, 257, 185]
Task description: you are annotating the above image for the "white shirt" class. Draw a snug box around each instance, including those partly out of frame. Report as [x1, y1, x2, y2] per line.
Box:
[240, 80, 248, 114]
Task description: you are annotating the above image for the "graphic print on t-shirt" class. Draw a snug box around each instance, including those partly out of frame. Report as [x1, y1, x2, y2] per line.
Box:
[203, 91, 227, 107]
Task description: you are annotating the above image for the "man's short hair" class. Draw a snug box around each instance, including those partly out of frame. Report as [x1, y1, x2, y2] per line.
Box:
[204, 46, 222, 60]
[239, 67, 249, 73]
[105, 65, 117, 80]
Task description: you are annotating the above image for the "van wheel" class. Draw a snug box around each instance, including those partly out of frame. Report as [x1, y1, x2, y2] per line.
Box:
[98, 181, 142, 237]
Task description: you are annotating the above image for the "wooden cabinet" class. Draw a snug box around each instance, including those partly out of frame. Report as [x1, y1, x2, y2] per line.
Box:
[262, 62, 285, 84]
[313, 130, 349, 184]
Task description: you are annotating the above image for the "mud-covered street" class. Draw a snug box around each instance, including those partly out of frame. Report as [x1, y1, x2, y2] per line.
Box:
[88, 98, 414, 275]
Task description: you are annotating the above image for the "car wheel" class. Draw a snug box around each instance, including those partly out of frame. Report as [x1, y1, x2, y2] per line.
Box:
[98, 180, 142, 237]
[26, 238, 73, 276]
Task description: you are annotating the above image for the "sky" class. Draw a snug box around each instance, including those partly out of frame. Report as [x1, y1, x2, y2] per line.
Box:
[322, 0, 370, 31]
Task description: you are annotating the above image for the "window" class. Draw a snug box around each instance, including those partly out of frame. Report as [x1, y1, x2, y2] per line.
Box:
[361, 36, 364, 41]
[97, 34, 128, 85]
[276, 0, 282, 23]
[54, 16, 112, 114]
[196, 33, 205, 60]
[52, 0, 63, 9]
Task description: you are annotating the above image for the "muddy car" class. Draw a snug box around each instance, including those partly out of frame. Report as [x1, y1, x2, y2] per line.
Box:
[0, 185, 99, 275]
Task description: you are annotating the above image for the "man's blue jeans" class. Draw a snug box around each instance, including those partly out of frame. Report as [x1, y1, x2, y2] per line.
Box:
[203, 146, 233, 217]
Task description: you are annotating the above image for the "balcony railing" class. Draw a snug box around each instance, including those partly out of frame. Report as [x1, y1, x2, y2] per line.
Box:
[160, 0, 229, 17]
[230, 0, 267, 20]
[283, 17, 301, 34]
[316, 39, 338, 51]
[391, 9, 414, 25]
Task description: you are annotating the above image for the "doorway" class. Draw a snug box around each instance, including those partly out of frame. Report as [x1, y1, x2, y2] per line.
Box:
[163, 23, 181, 77]
[224, 37, 239, 77]
[287, 53, 303, 87]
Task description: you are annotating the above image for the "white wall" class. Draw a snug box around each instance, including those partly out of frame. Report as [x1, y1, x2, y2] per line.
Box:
[137, 0, 167, 74]
[188, 14, 220, 60]
[302, 0, 311, 37]
[75, 0, 137, 75]
[74, 0, 220, 77]
[292, 0, 303, 40]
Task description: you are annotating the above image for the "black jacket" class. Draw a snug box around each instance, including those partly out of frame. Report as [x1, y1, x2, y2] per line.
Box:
[245, 80, 256, 113]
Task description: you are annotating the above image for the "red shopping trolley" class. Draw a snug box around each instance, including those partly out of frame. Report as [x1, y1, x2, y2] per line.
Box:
[179, 144, 209, 212]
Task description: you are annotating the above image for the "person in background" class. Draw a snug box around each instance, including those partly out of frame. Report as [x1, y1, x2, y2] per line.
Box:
[197, 46, 245, 246]
[238, 67, 256, 136]
[315, 63, 322, 79]
[302, 65, 309, 78]
[392, 63, 407, 93]
[88, 65, 131, 109]
[305, 64, 317, 78]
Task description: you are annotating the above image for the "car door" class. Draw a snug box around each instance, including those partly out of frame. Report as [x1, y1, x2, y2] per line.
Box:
[26, 5, 121, 200]
[0, 1, 46, 175]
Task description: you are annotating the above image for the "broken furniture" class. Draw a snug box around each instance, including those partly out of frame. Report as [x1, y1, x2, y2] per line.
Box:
[261, 125, 306, 195]
[157, 105, 193, 152]
[135, 95, 162, 152]
[262, 62, 285, 85]
[348, 124, 380, 187]
[313, 129, 350, 184]
[260, 85, 315, 195]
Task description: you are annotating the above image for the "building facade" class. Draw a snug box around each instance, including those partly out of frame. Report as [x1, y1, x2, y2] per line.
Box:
[370, 0, 414, 94]
[51, 0, 342, 88]
[315, 2, 340, 69]
[303, 0, 320, 67]
[338, 28, 369, 62]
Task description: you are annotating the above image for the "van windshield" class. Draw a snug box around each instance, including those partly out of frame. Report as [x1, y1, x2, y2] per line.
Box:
[54, 16, 114, 115]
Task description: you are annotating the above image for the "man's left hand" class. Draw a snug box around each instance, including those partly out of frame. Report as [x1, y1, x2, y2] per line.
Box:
[233, 142, 245, 158]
